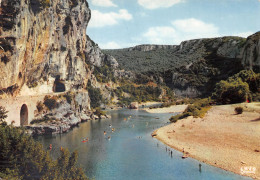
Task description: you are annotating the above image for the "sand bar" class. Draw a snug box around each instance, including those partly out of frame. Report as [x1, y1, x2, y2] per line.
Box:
[145, 104, 188, 113]
[153, 103, 260, 179]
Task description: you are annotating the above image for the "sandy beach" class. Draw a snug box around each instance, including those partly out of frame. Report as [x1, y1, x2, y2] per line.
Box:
[145, 104, 188, 113]
[153, 103, 260, 179]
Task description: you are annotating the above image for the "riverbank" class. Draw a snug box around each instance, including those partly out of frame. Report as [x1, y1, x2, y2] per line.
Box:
[153, 103, 260, 179]
[145, 104, 188, 113]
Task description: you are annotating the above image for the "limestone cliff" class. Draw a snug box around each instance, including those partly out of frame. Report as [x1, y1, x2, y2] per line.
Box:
[242, 31, 260, 73]
[105, 36, 255, 97]
[0, 0, 119, 130]
[0, 0, 91, 96]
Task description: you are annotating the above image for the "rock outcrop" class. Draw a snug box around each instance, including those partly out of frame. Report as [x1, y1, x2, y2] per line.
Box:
[0, 0, 117, 133]
[106, 35, 258, 97]
[242, 31, 260, 73]
[0, 0, 93, 96]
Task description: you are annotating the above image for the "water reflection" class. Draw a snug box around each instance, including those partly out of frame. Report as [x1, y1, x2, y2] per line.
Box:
[35, 109, 250, 180]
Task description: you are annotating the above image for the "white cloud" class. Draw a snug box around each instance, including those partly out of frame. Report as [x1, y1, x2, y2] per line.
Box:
[91, 0, 117, 7]
[233, 31, 253, 38]
[138, 0, 184, 9]
[101, 41, 121, 49]
[143, 27, 176, 44]
[142, 18, 220, 44]
[172, 18, 218, 36]
[89, 9, 133, 28]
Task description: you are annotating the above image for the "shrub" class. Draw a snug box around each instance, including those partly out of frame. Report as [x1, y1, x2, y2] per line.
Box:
[43, 95, 58, 110]
[114, 84, 162, 105]
[63, 91, 74, 104]
[213, 78, 249, 104]
[36, 101, 44, 112]
[235, 107, 243, 114]
[169, 98, 212, 122]
[30, 115, 57, 124]
[0, 125, 87, 179]
[88, 86, 103, 108]
[27, 81, 38, 88]
[212, 70, 260, 104]
[169, 113, 190, 123]
[0, 106, 8, 124]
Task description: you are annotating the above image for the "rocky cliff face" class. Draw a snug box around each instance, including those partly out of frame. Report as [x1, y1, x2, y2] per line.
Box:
[106, 36, 252, 97]
[0, 0, 122, 130]
[242, 32, 260, 73]
[0, 0, 96, 97]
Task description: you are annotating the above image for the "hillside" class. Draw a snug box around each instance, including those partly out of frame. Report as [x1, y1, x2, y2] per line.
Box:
[105, 33, 260, 97]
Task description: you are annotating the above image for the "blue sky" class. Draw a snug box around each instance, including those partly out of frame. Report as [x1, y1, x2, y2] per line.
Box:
[87, 0, 260, 49]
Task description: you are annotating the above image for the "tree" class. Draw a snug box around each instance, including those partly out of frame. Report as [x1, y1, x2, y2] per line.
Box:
[0, 121, 88, 179]
[0, 106, 8, 125]
[212, 70, 260, 104]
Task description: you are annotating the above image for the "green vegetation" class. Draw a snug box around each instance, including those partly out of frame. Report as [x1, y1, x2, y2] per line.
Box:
[0, 106, 8, 125]
[43, 95, 58, 110]
[27, 81, 38, 88]
[235, 107, 243, 114]
[36, 101, 44, 113]
[169, 98, 212, 123]
[105, 37, 246, 97]
[41, 0, 50, 7]
[63, 91, 74, 104]
[88, 85, 103, 108]
[113, 83, 161, 106]
[0, 108, 87, 179]
[93, 65, 116, 83]
[212, 70, 259, 104]
[30, 115, 57, 125]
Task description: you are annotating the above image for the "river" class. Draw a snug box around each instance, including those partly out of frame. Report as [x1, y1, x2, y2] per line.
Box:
[35, 109, 250, 180]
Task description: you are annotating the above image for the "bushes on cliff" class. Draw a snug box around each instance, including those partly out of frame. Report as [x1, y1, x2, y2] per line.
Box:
[43, 95, 58, 110]
[113, 84, 161, 105]
[93, 65, 115, 83]
[212, 70, 259, 104]
[0, 114, 87, 179]
[88, 86, 103, 108]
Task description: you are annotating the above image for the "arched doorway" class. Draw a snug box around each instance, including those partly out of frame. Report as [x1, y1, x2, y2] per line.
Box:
[20, 104, 28, 126]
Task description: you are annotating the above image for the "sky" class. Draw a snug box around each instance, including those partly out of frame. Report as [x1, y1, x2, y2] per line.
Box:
[87, 0, 260, 49]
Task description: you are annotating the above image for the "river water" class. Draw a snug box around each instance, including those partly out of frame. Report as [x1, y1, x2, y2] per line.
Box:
[35, 109, 250, 180]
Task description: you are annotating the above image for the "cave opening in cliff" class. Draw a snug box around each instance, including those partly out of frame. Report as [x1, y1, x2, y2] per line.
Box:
[20, 104, 28, 126]
[53, 77, 66, 93]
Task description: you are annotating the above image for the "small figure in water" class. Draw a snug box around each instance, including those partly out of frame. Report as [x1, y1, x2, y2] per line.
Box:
[199, 164, 202, 172]
[109, 124, 112, 128]
[112, 128, 115, 132]
[171, 151, 173, 157]
[49, 144, 52, 150]
[107, 136, 111, 140]
[104, 131, 106, 135]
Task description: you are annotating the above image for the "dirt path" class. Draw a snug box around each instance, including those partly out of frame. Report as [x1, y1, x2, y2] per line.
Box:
[154, 103, 260, 179]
